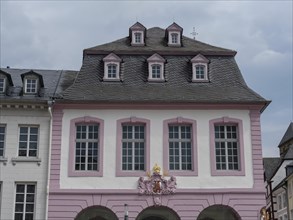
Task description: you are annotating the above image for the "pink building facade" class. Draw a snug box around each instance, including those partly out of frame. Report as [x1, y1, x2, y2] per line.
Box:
[47, 22, 269, 220]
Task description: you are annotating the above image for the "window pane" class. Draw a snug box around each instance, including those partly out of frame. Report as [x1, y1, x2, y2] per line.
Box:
[122, 124, 145, 171]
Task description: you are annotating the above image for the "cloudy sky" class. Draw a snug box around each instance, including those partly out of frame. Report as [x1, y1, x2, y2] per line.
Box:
[1, 0, 292, 157]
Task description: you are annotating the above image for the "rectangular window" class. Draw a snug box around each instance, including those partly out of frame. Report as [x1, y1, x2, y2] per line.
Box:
[278, 194, 282, 210]
[25, 79, 37, 93]
[0, 78, 5, 92]
[107, 65, 117, 78]
[168, 125, 192, 170]
[283, 192, 287, 208]
[75, 124, 99, 171]
[152, 65, 161, 79]
[18, 126, 38, 157]
[0, 125, 5, 157]
[284, 214, 288, 220]
[171, 33, 178, 44]
[195, 65, 205, 79]
[14, 183, 35, 220]
[122, 124, 145, 171]
[214, 125, 239, 170]
[135, 32, 141, 43]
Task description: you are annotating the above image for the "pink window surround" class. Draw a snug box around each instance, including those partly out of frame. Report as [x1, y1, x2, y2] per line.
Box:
[209, 117, 245, 176]
[163, 117, 198, 176]
[68, 116, 104, 177]
[116, 117, 150, 177]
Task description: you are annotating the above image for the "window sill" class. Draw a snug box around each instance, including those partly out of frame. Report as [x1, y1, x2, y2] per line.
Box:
[11, 157, 41, 166]
[116, 170, 147, 177]
[68, 170, 103, 177]
[148, 78, 165, 82]
[168, 170, 198, 177]
[103, 78, 121, 82]
[0, 157, 8, 165]
[131, 43, 145, 46]
[211, 170, 245, 176]
[192, 79, 209, 83]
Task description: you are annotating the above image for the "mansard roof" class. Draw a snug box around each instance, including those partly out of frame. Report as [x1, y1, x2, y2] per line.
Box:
[0, 68, 78, 102]
[85, 27, 236, 56]
[62, 54, 268, 106]
[59, 24, 269, 109]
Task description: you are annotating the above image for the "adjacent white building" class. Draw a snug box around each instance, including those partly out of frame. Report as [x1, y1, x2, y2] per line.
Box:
[0, 68, 76, 220]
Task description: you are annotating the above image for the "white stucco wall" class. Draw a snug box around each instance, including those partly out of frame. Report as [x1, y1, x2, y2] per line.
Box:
[0, 108, 50, 220]
[59, 109, 253, 190]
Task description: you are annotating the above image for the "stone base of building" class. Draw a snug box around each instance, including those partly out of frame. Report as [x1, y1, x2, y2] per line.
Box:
[48, 189, 265, 220]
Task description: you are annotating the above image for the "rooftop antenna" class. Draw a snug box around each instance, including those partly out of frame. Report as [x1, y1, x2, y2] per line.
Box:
[190, 27, 198, 40]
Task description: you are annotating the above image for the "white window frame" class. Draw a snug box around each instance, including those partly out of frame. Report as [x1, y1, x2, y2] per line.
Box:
[131, 30, 144, 45]
[74, 124, 99, 172]
[193, 63, 208, 81]
[168, 31, 181, 46]
[168, 124, 193, 171]
[214, 124, 240, 171]
[18, 126, 39, 158]
[191, 54, 209, 82]
[0, 77, 6, 93]
[14, 183, 36, 220]
[106, 64, 118, 79]
[103, 53, 121, 81]
[24, 78, 38, 94]
[148, 62, 164, 81]
[121, 124, 146, 171]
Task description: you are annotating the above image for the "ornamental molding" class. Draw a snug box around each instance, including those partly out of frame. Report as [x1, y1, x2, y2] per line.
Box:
[138, 164, 177, 206]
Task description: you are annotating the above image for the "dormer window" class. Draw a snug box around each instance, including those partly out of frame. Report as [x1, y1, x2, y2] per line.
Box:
[21, 70, 44, 95]
[129, 22, 146, 46]
[103, 53, 121, 81]
[191, 54, 209, 82]
[0, 70, 13, 95]
[25, 78, 38, 93]
[147, 53, 165, 81]
[166, 23, 183, 47]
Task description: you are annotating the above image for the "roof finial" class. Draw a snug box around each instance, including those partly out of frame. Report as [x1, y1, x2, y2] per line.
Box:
[190, 27, 198, 40]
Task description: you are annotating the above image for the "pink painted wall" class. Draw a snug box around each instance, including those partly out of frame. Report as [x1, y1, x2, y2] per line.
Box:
[48, 104, 266, 220]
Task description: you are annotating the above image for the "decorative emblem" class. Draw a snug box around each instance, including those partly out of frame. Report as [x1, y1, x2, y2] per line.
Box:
[138, 164, 177, 206]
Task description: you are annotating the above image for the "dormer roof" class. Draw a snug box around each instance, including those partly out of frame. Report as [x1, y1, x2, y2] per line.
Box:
[103, 53, 122, 62]
[21, 70, 44, 87]
[191, 54, 209, 63]
[129, 22, 146, 31]
[147, 53, 166, 63]
[166, 22, 183, 32]
[0, 69, 14, 86]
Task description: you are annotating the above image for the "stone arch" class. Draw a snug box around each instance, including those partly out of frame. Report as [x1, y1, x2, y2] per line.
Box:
[197, 205, 241, 220]
[75, 205, 118, 220]
[136, 206, 180, 220]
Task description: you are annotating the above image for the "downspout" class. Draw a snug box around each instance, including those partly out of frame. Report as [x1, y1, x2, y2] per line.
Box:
[269, 180, 275, 220]
[45, 100, 53, 220]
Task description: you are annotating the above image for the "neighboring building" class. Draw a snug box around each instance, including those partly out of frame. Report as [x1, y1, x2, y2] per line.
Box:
[47, 22, 270, 220]
[0, 68, 77, 220]
[264, 122, 293, 220]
